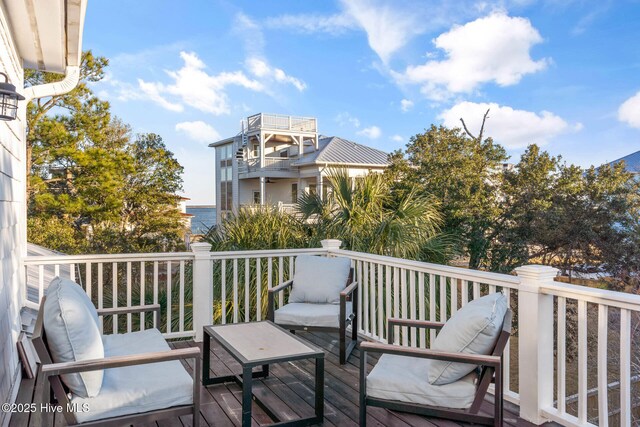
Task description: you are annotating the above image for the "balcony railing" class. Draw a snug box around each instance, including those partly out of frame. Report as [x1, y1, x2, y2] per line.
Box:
[246, 113, 317, 133]
[22, 242, 640, 426]
[238, 157, 294, 173]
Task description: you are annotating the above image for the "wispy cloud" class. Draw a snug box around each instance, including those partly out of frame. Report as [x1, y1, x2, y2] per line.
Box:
[391, 134, 404, 143]
[618, 91, 640, 129]
[335, 112, 361, 128]
[265, 13, 354, 35]
[400, 99, 414, 112]
[439, 101, 580, 148]
[395, 12, 549, 101]
[175, 121, 221, 143]
[358, 125, 382, 139]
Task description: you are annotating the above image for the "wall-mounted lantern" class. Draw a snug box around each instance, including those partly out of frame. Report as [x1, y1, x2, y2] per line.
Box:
[0, 72, 25, 121]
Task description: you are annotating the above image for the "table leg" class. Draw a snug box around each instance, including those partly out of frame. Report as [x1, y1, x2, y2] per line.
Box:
[262, 364, 269, 377]
[203, 329, 210, 383]
[315, 356, 324, 421]
[242, 365, 253, 427]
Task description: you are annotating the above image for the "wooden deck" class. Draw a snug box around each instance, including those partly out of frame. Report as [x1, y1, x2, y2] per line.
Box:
[11, 331, 558, 427]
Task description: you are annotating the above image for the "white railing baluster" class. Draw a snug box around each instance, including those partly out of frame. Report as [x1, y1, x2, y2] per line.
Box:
[85, 262, 92, 302]
[233, 259, 239, 323]
[393, 267, 400, 344]
[409, 270, 417, 346]
[256, 258, 262, 321]
[140, 262, 145, 330]
[70, 264, 75, 281]
[503, 287, 511, 393]
[288, 256, 294, 281]
[369, 261, 376, 338]
[54, 264, 60, 277]
[439, 275, 446, 322]
[462, 280, 469, 306]
[244, 258, 250, 322]
[473, 281, 480, 300]
[377, 263, 384, 339]
[357, 261, 363, 333]
[577, 300, 587, 424]
[127, 261, 132, 332]
[620, 308, 631, 427]
[363, 261, 370, 336]
[429, 273, 436, 344]
[278, 256, 284, 307]
[385, 265, 392, 342]
[179, 260, 185, 332]
[418, 272, 426, 347]
[112, 262, 118, 334]
[38, 265, 44, 303]
[597, 304, 608, 427]
[153, 261, 159, 329]
[221, 260, 227, 324]
[401, 268, 408, 346]
[98, 263, 104, 333]
[451, 278, 458, 315]
[557, 296, 566, 414]
[166, 261, 172, 334]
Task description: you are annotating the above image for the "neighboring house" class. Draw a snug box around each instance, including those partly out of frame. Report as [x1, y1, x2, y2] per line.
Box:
[0, 1, 87, 424]
[610, 149, 640, 175]
[209, 113, 390, 223]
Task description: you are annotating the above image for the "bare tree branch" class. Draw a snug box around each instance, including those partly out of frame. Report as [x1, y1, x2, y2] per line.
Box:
[460, 108, 491, 142]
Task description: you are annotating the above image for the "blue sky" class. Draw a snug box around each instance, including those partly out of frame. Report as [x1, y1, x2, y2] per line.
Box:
[84, 0, 640, 204]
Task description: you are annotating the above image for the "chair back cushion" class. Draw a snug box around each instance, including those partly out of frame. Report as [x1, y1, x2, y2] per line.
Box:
[49, 276, 100, 327]
[44, 278, 104, 398]
[288, 255, 351, 303]
[427, 292, 508, 385]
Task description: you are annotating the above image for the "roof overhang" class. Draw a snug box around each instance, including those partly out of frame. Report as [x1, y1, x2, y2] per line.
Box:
[3, 0, 87, 73]
[292, 161, 390, 168]
[208, 136, 236, 148]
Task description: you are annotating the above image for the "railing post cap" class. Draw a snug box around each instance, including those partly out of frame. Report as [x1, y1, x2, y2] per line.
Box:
[320, 239, 342, 249]
[190, 242, 212, 253]
[515, 264, 558, 281]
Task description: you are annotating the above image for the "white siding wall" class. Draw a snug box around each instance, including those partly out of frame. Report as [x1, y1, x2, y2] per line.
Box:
[0, 6, 26, 425]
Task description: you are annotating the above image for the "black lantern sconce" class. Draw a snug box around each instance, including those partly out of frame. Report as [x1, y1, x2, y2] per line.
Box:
[0, 72, 25, 121]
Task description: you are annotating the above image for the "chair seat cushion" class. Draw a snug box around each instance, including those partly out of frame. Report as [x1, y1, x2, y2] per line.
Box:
[428, 292, 508, 385]
[288, 255, 351, 303]
[71, 329, 193, 423]
[274, 302, 352, 328]
[44, 278, 104, 398]
[367, 354, 477, 409]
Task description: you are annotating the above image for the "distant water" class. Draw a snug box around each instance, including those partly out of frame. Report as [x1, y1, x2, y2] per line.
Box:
[186, 206, 216, 235]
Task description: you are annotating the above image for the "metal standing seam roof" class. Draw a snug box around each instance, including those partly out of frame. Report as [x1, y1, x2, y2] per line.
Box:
[610, 150, 640, 173]
[294, 136, 390, 166]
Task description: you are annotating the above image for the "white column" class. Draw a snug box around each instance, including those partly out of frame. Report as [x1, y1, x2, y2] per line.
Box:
[191, 242, 213, 341]
[515, 265, 558, 424]
[259, 177, 266, 206]
[317, 174, 323, 201]
[320, 239, 342, 257]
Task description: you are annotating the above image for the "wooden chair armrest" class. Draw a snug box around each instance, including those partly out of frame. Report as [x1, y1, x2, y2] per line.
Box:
[97, 304, 161, 316]
[40, 347, 200, 376]
[268, 279, 294, 294]
[267, 280, 294, 321]
[387, 317, 445, 344]
[360, 341, 501, 367]
[340, 280, 358, 298]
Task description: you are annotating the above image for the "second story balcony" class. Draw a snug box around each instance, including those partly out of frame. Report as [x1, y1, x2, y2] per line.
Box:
[238, 157, 296, 174]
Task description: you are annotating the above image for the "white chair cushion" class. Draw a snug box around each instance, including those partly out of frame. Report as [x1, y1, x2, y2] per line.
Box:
[367, 354, 477, 409]
[49, 276, 99, 327]
[428, 292, 508, 385]
[288, 255, 351, 304]
[274, 302, 352, 328]
[71, 329, 193, 423]
[44, 278, 104, 398]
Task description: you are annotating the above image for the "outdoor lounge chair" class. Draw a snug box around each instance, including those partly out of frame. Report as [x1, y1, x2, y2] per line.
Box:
[31, 277, 200, 426]
[267, 255, 358, 364]
[359, 292, 512, 427]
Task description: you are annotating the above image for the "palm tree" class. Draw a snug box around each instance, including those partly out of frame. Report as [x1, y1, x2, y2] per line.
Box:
[298, 168, 452, 261]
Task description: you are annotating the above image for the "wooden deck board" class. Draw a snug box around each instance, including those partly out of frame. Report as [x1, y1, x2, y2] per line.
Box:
[10, 331, 560, 427]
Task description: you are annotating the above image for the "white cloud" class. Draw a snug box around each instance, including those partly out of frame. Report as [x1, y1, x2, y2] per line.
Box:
[618, 91, 640, 129]
[358, 125, 382, 139]
[175, 121, 221, 143]
[391, 134, 404, 142]
[335, 112, 361, 128]
[265, 13, 354, 35]
[397, 12, 549, 100]
[439, 101, 578, 148]
[246, 57, 306, 91]
[137, 51, 263, 115]
[400, 99, 414, 112]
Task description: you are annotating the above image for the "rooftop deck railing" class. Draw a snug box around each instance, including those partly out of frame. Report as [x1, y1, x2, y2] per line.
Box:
[21, 242, 640, 426]
[246, 113, 317, 133]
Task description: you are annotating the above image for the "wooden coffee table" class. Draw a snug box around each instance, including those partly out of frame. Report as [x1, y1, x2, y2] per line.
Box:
[203, 321, 325, 427]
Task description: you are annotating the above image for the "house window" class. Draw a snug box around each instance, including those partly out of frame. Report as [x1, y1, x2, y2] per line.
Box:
[291, 183, 298, 203]
[253, 191, 261, 204]
[219, 144, 233, 213]
[251, 144, 259, 158]
[308, 184, 317, 195]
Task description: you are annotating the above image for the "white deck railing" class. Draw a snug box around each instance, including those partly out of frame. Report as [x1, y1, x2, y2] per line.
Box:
[246, 113, 317, 133]
[238, 157, 295, 173]
[22, 241, 640, 426]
